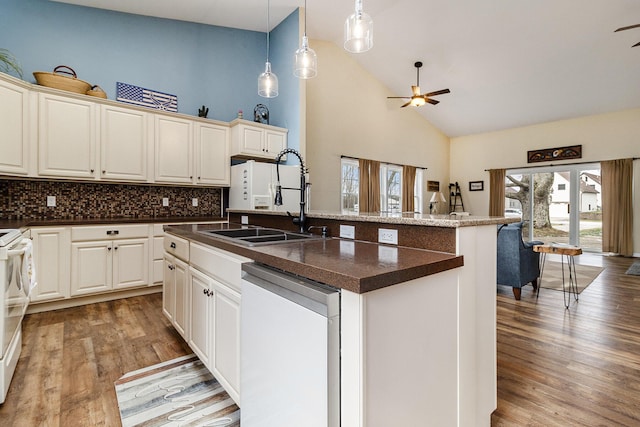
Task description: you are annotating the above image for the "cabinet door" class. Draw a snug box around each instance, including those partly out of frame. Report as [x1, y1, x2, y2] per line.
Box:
[112, 238, 149, 290]
[163, 255, 176, 322]
[240, 125, 264, 155]
[71, 240, 111, 296]
[189, 267, 212, 367]
[264, 129, 286, 157]
[213, 281, 241, 403]
[154, 115, 193, 183]
[0, 79, 30, 175]
[101, 105, 148, 182]
[30, 227, 71, 302]
[38, 93, 97, 178]
[195, 123, 229, 186]
[173, 258, 188, 338]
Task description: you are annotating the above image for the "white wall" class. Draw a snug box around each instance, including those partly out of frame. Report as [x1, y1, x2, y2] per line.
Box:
[450, 108, 640, 254]
[305, 40, 450, 212]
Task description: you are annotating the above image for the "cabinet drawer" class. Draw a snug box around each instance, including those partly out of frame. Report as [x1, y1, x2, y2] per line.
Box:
[190, 242, 250, 292]
[71, 224, 149, 241]
[164, 234, 189, 261]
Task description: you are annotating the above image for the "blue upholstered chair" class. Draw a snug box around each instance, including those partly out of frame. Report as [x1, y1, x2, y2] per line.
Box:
[497, 222, 543, 300]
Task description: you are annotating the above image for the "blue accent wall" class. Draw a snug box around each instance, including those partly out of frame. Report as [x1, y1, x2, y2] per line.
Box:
[0, 0, 300, 132]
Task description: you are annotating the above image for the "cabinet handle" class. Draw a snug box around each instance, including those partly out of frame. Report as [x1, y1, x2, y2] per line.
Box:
[106, 230, 120, 236]
[203, 288, 208, 296]
[168, 265, 175, 270]
[107, 247, 112, 251]
[102, 170, 106, 174]
[91, 169, 94, 173]
[114, 246, 118, 250]
[170, 242, 177, 249]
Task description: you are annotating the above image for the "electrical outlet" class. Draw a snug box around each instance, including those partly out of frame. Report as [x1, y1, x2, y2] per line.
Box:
[378, 228, 398, 245]
[241, 215, 249, 225]
[192, 198, 198, 207]
[162, 197, 169, 207]
[339, 224, 355, 239]
[47, 195, 56, 207]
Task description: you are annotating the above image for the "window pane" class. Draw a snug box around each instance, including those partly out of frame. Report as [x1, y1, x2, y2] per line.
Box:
[382, 165, 402, 213]
[341, 160, 359, 213]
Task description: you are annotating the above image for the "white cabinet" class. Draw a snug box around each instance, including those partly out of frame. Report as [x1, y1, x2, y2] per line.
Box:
[38, 93, 97, 178]
[154, 115, 193, 184]
[189, 267, 212, 366]
[195, 122, 230, 186]
[0, 77, 30, 175]
[30, 227, 71, 302]
[70, 225, 149, 297]
[164, 254, 188, 338]
[212, 280, 241, 402]
[100, 104, 149, 182]
[230, 119, 287, 160]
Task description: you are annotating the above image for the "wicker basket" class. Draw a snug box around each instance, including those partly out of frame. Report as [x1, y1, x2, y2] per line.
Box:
[86, 85, 107, 99]
[33, 65, 91, 94]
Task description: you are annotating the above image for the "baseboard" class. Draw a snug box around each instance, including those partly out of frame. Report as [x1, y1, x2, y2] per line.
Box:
[27, 285, 162, 314]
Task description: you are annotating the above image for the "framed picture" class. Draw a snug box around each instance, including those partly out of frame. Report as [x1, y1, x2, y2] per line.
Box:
[427, 180, 440, 192]
[469, 181, 484, 191]
[527, 144, 582, 163]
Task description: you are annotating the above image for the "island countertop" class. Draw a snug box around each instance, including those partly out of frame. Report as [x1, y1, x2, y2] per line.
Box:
[164, 222, 464, 294]
[227, 209, 519, 228]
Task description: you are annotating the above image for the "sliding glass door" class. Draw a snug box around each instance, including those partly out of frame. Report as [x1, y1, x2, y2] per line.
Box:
[505, 164, 601, 252]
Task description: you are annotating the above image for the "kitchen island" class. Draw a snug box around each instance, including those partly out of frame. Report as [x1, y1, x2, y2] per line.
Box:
[165, 212, 517, 427]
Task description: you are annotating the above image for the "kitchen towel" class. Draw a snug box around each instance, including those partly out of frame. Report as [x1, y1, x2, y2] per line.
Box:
[20, 239, 37, 296]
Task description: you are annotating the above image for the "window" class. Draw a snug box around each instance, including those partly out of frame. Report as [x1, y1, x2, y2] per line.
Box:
[380, 164, 402, 213]
[341, 158, 359, 213]
[558, 183, 566, 190]
[341, 158, 424, 214]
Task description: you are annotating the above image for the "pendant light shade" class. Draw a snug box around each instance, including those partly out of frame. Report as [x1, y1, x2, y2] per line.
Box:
[294, 1, 317, 79]
[344, 0, 373, 53]
[259, 0, 278, 98]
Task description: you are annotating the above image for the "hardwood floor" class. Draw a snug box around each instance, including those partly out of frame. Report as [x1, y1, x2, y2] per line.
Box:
[1, 255, 639, 426]
[0, 293, 191, 427]
[492, 254, 640, 426]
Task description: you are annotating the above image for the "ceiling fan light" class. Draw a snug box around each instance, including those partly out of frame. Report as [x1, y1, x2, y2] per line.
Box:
[344, 0, 373, 53]
[258, 61, 279, 98]
[411, 97, 426, 107]
[294, 35, 317, 79]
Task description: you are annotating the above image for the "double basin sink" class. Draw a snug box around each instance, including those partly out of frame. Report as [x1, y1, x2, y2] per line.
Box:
[198, 227, 323, 247]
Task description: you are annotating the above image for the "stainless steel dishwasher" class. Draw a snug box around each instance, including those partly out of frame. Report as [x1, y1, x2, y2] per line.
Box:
[240, 263, 340, 427]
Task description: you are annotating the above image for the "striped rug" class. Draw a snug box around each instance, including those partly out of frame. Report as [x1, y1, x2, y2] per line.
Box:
[115, 354, 240, 426]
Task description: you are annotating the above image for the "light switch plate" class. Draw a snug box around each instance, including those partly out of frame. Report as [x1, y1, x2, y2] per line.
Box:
[378, 228, 398, 245]
[47, 195, 56, 207]
[192, 198, 198, 207]
[339, 224, 355, 239]
[162, 197, 169, 207]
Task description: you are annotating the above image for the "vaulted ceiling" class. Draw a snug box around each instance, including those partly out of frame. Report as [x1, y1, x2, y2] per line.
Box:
[53, 0, 640, 137]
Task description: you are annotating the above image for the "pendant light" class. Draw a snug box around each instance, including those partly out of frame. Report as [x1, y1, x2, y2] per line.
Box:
[293, 0, 317, 79]
[258, 0, 278, 98]
[344, 0, 373, 53]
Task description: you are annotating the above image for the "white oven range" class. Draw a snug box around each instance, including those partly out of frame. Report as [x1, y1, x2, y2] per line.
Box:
[0, 229, 33, 404]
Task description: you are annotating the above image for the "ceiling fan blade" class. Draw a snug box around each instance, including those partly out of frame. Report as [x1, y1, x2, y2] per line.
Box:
[633, 41, 640, 47]
[400, 101, 412, 108]
[426, 98, 440, 105]
[615, 23, 640, 32]
[424, 88, 451, 97]
[411, 85, 421, 96]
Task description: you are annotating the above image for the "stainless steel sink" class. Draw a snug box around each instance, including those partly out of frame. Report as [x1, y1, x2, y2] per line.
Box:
[198, 227, 323, 246]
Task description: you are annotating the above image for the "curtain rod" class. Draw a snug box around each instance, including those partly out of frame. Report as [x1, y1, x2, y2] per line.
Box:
[341, 155, 427, 170]
[484, 157, 639, 172]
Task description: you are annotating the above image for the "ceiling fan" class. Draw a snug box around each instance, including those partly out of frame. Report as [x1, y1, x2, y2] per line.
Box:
[387, 61, 450, 108]
[614, 24, 640, 47]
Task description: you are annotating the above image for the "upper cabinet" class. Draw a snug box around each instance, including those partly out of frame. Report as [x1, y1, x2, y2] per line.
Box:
[230, 119, 287, 160]
[195, 122, 230, 186]
[154, 115, 194, 184]
[38, 92, 98, 179]
[100, 104, 149, 182]
[0, 77, 30, 175]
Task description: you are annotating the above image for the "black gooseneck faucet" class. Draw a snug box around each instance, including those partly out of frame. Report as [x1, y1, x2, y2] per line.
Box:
[274, 148, 307, 233]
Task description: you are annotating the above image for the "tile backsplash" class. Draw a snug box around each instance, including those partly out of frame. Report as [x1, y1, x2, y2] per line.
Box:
[0, 179, 222, 220]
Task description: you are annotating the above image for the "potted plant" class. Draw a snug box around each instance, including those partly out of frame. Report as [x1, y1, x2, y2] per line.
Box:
[0, 48, 23, 78]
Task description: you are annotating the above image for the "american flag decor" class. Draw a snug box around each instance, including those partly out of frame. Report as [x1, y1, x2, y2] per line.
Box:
[116, 82, 178, 112]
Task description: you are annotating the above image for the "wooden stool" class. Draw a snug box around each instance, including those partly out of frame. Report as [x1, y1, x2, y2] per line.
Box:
[533, 244, 583, 309]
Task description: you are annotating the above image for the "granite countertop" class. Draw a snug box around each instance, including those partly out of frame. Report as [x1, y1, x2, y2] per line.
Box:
[227, 209, 520, 228]
[165, 223, 464, 294]
[0, 216, 226, 230]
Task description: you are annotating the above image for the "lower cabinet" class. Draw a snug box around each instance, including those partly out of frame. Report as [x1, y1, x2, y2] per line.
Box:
[30, 227, 71, 302]
[189, 267, 212, 366]
[163, 254, 188, 338]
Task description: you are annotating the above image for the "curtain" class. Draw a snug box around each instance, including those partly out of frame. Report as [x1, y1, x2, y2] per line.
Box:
[402, 165, 417, 212]
[489, 168, 506, 216]
[601, 158, 634, 256]
[359, 159, 380, 212]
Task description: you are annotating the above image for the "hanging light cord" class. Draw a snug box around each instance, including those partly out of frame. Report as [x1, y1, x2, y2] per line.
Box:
[266, 0, 271, 62]
[304, 0, 308, 37]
